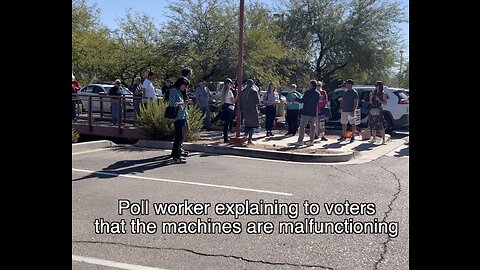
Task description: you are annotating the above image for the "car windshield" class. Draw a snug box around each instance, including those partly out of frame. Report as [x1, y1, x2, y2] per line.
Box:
[120, 87, 132, 95]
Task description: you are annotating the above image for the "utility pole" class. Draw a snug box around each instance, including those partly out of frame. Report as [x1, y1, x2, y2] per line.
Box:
[234, 0, 245, 141]
[399, 50, 404, 87]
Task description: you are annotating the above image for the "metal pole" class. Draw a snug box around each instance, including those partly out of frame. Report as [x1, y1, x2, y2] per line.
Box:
[235, 0, 245, 138]
[399, 50, 404, 87]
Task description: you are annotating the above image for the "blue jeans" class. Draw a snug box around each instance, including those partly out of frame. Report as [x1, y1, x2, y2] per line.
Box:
[171, 119, 187, 158]
[223, 104, 234, 140]
[265, 105, 276, 132]
[111, 101, 119, 125]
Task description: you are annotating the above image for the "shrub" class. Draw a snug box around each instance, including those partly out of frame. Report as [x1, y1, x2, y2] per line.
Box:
[72, 127, 80, 143]
[136, 100, 204, 142]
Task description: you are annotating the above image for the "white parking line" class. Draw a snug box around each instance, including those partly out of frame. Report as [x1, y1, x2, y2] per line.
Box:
[72, 148, 112, 156]
[72, 255, 169, 270]
[72, 168, 292, 196]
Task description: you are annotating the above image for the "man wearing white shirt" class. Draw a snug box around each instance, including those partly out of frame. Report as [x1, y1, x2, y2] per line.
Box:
[143, 72, 157, 103]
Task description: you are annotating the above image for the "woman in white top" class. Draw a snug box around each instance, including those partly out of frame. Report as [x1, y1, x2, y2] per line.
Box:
[221, 78, 237, 143]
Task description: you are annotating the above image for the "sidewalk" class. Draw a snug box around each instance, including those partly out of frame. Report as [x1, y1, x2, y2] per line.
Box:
[135, 128, 408, 164]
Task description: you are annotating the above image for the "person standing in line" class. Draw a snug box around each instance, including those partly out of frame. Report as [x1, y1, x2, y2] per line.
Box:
[195, 79, 212, 130]
[240, 79, 260, 144]
[220, 78, 236, 143]
[294, 80, 320, 146]
[72, 74, 81, 122]
[338, 79, 359, 142]
[130, 76, 143, 120]
[142, 72, 157, 104]
[285, 84, 302, 136]
[109, 79, 122, 125]
[162, 79, 173, 102]
[181, 67, 193, 101]
[368, 81, 388, 144]
[315, 81, 329, 141]
[263, 82, 279, 137]
[169, 77, 192, 163]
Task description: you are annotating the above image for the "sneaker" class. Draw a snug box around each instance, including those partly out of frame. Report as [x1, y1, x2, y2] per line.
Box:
[269, 132, 274, 137]
[369, 138, 376, 143]
[181, 151, 189, 157]
[338, 136, 346, 141]
[293, 141, 304, 146]
[247, 140, 253, 145]
[306, 141, 314, 146]
[321, 136, 328, 141]
[224, 138, 230, 143]
[172, 157, 187, 164]
[350, 136, 355, 143]
[314, 135, 319, 139]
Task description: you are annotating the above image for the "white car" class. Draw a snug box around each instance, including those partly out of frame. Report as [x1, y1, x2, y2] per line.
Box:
[78, 83, 134, 113]
[328, 85, 409, 132]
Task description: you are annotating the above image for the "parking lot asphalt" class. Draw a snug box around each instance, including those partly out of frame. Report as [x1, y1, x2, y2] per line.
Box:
[72, 142, 409, 270]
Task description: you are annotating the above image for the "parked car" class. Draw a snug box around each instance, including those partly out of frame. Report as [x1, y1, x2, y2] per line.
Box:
[328, 85, 409, 133]
[78, 83, 134, 113]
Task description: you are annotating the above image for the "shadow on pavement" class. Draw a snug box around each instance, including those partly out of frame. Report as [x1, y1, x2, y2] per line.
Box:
[393, 146, 409, 157]
[322, 141, 348, 149]
[72, 154, 179, 182]
[352, 142, 381, 151]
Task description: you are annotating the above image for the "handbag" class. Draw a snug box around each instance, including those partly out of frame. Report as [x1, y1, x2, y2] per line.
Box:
[320, 101, 332, 118]
[370, 108, 381, 116]
[320, 107, 332, 118]
[164, 106, 179, 119]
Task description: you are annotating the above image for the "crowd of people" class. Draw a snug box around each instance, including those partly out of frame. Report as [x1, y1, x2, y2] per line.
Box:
[72, 68, 389, 164]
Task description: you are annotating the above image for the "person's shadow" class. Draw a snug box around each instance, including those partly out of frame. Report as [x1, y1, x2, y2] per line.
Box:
[72, 153, 180, 182]
[393, 146, 409, 157]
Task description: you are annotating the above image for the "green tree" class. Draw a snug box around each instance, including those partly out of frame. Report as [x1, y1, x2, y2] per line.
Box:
[165, 0, 238, 82]
[72, 0, 116, 85]
[278, 0, 406, 89]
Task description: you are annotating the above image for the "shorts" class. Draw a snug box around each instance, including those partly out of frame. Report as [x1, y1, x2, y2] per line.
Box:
[340, 112, 356, 125]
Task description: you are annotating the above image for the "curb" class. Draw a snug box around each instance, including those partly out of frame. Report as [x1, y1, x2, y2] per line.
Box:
[72, 140, 116, 153]
[134, 140, 354, 163]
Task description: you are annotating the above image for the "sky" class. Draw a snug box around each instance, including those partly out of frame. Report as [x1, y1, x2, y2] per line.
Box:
[84, 0, 409, 60]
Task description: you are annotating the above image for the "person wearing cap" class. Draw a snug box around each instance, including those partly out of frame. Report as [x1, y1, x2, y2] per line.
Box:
[294, 80, 321, 146]
[338, 79, 359, 142]
[72, 74, 81, 122]
[240, 79, 260, 144]
[220, 78, 236, 143]
[109, 79, 122, 125]
[195, 79, 212, 130]
[129, 77, 143, 121]
[169, 77, 192, 163]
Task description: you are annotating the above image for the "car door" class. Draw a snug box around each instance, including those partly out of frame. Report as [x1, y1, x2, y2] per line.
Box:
[91, 86, 107, 112]
[79, 85, 95, 112]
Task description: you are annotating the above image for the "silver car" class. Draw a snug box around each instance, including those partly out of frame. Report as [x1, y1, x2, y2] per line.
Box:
[78, 83, 134, 113]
